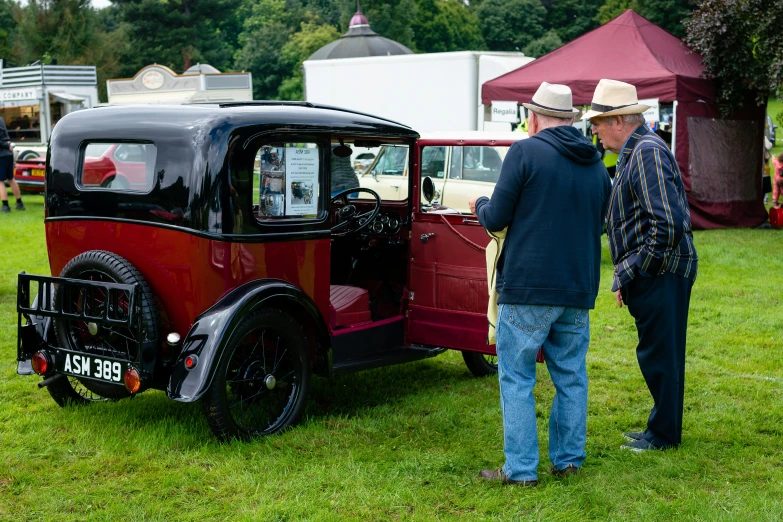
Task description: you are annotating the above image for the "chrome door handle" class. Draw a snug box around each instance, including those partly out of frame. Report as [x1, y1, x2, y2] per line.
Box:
[420, 233, 435, 244]
[462, 218, 479, 224]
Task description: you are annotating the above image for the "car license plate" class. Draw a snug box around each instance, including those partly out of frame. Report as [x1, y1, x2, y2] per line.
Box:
[56, 349, 129, 385]
[32, 168, 44, 177]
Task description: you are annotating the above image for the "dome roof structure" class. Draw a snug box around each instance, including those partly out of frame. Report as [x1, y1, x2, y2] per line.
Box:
[182, 63, 221, 75]
[308, 2, 413, 61]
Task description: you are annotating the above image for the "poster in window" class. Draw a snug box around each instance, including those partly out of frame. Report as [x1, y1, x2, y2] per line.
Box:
[285, 146, 319, 215]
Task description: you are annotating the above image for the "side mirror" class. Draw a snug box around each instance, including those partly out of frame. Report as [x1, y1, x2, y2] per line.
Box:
[422, 176, 436, 203]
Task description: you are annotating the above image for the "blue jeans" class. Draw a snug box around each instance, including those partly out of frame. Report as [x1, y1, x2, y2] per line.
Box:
[496, 303, 590, 481]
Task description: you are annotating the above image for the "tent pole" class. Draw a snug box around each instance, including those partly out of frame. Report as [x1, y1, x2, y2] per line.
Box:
[672, 100, 678, 157]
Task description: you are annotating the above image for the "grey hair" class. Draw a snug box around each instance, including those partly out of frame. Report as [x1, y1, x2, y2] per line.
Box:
[533, 112, 575, 129]
[621, 114, 646, 127]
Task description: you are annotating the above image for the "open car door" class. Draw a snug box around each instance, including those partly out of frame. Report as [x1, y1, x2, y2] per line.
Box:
[405, 134, 521, 356]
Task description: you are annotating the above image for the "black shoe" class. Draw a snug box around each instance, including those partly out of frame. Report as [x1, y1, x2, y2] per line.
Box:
[1, 205, 9, 213]
[15, 201, 25, 210]
[478, 468, 538, 487]
[551, 463, 580, 478]
[622, 431, 646, 442]
[620, 438, 666, 452]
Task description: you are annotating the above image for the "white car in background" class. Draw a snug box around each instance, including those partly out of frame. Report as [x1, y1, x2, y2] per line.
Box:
[358, 131, 526, 213]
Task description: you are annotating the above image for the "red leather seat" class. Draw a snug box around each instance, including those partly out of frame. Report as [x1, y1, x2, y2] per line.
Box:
[329, 285, 371, 328]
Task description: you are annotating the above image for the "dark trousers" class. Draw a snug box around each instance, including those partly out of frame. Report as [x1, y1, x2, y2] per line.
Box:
[622, 272, 694, 447]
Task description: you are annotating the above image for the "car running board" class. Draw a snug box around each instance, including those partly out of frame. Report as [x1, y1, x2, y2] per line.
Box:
[332, 345, 444, 377]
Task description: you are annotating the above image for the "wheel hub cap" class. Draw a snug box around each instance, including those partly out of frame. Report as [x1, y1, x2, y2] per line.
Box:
[264, 375, 276, 390]
[87, 322, 99, 335]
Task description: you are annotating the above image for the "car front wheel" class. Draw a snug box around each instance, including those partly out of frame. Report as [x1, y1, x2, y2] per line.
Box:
[201, 308, 311, 441]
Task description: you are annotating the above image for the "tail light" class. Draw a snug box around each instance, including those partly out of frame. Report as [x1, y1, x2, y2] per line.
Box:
[31, 351, 52, 375]
[124, 367, 141, 393]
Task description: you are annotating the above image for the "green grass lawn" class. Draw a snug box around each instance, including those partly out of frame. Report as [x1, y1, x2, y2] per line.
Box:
[769, 98, 783, 158]
[1, 199, 782, 521]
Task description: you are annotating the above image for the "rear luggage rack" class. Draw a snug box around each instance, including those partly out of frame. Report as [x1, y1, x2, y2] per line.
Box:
[17, 273, 141, 362]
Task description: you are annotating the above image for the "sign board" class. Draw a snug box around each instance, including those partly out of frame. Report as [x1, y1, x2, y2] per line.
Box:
[639, 98, 660, 123]
[491, 101, 518, 122]
[0, 88, 37, 102]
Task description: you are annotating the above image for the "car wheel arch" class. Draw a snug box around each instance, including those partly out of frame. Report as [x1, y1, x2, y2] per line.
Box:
[166, 280, 331, 402]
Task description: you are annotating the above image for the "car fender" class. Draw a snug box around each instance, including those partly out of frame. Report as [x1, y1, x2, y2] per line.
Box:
[166, 279, 330, 402]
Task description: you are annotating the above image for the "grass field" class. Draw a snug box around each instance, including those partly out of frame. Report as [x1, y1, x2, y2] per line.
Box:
[1, 197, 782, 521]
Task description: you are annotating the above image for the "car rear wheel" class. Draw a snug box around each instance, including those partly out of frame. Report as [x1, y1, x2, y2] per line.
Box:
[462, 351, 498, 377]
[53, 250, 159, 402]
[202, 308, 311, 441]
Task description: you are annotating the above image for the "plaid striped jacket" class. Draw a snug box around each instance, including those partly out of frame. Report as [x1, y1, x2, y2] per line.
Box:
[607, 125, 698, 291]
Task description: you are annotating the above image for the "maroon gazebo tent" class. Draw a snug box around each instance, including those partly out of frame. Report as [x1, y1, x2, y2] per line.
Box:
[482, 10, 768, 229]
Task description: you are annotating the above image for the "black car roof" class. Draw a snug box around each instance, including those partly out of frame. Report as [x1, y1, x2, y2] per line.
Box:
[53, 101, 419, 142]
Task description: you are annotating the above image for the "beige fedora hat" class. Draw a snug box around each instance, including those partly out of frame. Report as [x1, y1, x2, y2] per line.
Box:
[583, 79, 650, 120]
[521, 82, 581, 119]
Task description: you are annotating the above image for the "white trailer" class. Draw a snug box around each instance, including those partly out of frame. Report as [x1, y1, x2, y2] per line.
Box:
[0, 63, 99, 160]
[303, 51, 533, 133]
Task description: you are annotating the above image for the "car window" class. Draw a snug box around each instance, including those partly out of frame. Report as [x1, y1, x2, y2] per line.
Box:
[448, 147, 462, 179]
[113, 144, 147, 163]
[372, 146, 407, 176]
[461, 146, 505, 183]
[78, 142, 157, 192]
[422, 146, 446, 179]
[358, 144, 410, 201]
[253, 142, 320, 220]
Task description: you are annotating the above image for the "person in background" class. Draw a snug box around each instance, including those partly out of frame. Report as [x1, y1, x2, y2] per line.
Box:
[469, 82, 610, 486]
[0, 116, 24, 213]
[771, 152, 783, 208]
[587, 79, 697, 452]
[331, 145, 360, 197]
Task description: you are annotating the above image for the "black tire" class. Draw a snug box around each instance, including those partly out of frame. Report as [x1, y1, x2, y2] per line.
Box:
[46, 375, 112, 406]
[53, 250, 159, 401]
[202, 308, 311, 441]
[462, 350, 498, 377]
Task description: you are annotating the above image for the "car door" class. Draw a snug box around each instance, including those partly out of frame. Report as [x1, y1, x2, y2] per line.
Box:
[406, 141, 496, 356]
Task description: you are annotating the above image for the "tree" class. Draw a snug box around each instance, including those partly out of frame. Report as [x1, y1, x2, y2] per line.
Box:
[475, 0, 547, 52]
[523, 29, 563, 57]
[0, 0, 17, 66]
[113, 0, 242, 75]
[278, 22, 341, 100]
[686, 0, 783, 115]
[543, 0, 601, 43]
[411, 0, 485, 53]
[596, 0, 692, 38]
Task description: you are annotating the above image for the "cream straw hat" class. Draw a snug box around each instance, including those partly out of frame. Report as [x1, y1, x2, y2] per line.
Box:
[521, 82, 581, 119]
[583, 79, 650, 120]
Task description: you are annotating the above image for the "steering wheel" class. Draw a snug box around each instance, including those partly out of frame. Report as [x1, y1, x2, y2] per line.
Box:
[331, 187, 382, 238]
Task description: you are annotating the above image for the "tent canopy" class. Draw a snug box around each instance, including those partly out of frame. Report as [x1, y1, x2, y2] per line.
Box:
[481, 10, 713, 105]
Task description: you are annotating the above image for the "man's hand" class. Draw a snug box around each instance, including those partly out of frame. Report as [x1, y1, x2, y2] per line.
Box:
[468, 197, 478, 216]
[615, 289, 623, 308]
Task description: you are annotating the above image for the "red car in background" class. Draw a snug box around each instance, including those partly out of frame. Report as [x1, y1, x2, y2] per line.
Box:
[11, 143, 152, 194]
[14, 156, 46, 193]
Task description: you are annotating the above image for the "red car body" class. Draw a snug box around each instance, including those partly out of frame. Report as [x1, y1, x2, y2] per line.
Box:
[13, 156, 46, 193]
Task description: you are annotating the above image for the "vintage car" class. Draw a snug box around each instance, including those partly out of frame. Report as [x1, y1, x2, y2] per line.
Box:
[16, 102, 507, 441]
[358, 131, 525, 213]
[13, 155, 47, 193]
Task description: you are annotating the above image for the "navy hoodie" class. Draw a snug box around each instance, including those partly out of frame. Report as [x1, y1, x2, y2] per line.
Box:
[475, 125, 610, 309]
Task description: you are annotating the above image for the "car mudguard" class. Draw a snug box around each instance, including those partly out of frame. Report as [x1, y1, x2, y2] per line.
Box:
[166, 279, 330, 402]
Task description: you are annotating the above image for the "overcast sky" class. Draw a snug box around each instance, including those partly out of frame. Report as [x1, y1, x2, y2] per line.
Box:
[92, 0, 111, 7]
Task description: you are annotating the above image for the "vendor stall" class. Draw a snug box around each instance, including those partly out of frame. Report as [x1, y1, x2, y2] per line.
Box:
[0, 63, 98, 160]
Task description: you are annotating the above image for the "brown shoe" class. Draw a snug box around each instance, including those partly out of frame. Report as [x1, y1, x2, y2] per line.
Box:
[478, 468, 538, 487]
[550, 463, 580, 478]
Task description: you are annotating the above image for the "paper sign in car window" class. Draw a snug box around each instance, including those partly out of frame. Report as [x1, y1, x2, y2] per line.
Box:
[285, 145, 319, 216]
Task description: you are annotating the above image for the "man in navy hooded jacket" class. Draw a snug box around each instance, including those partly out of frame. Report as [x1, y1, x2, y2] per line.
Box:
[470, 82, 610, 486]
